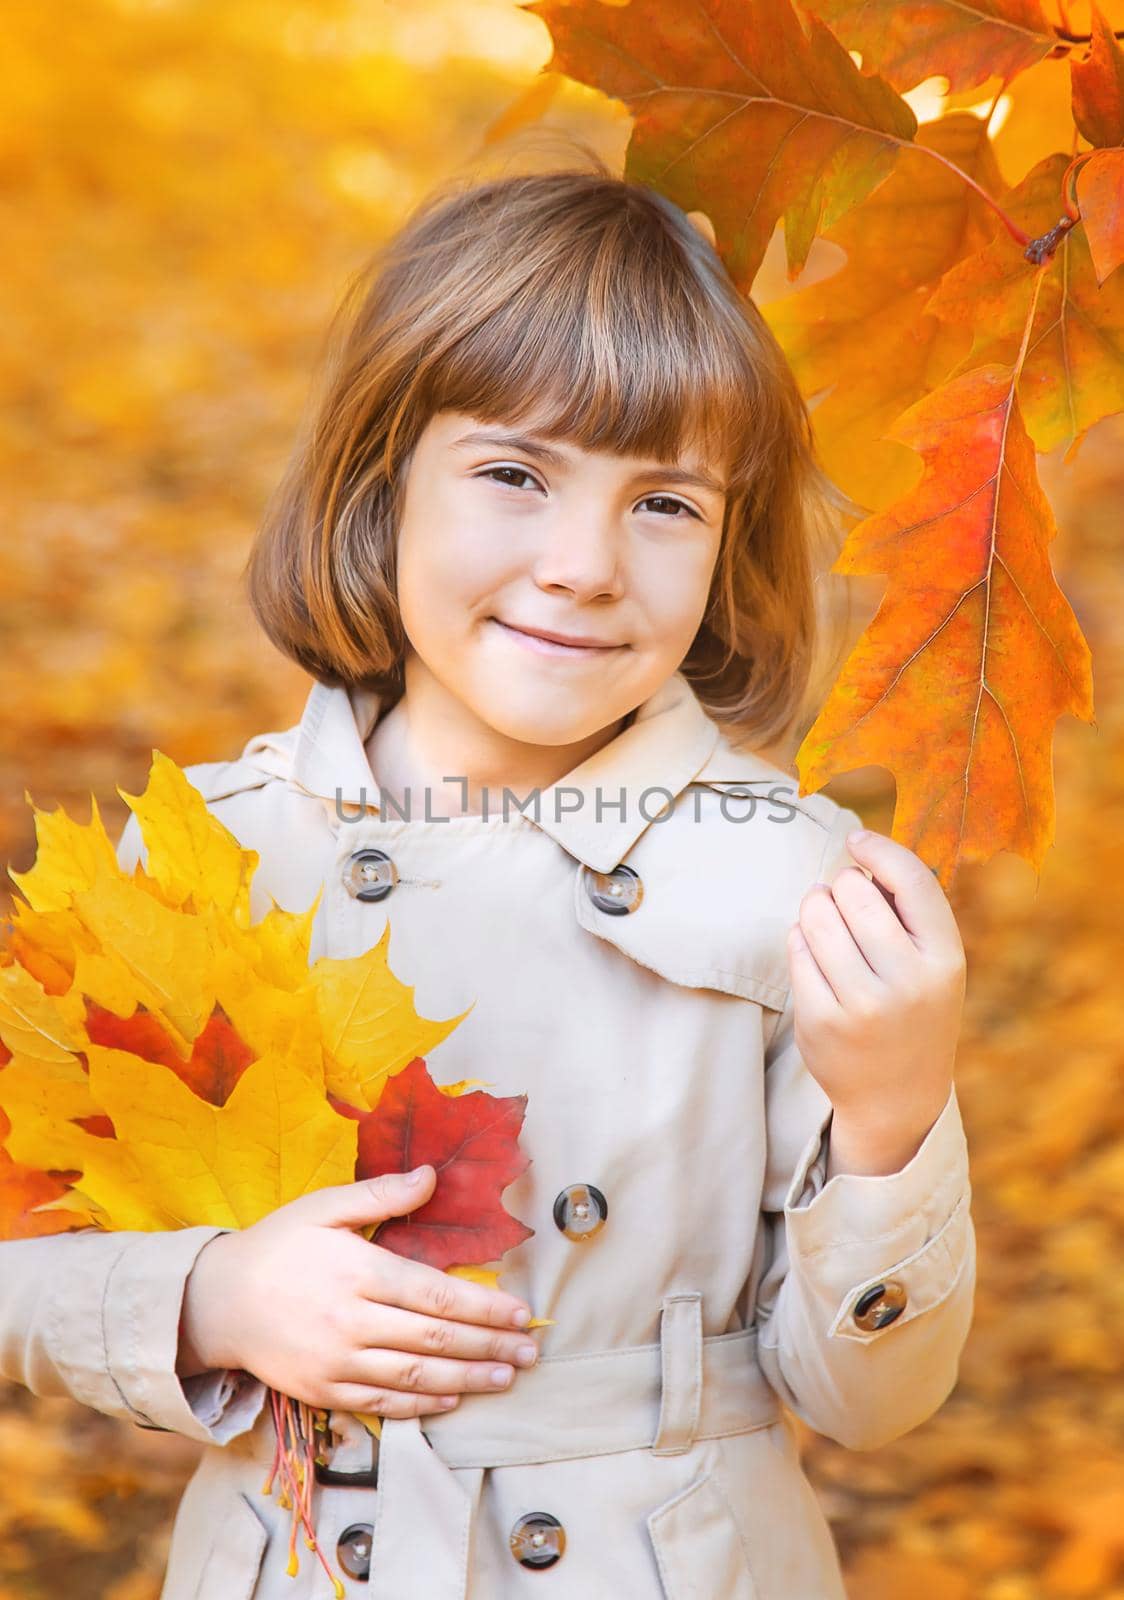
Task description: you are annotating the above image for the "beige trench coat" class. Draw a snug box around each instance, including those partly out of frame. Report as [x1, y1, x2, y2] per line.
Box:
[0, 669, 975, 1600]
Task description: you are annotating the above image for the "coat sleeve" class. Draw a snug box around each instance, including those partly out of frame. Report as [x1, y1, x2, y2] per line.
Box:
[0, 806, 269, 1446]
[752, 806, 976, 1452]
[0, 1226, 269, 1444]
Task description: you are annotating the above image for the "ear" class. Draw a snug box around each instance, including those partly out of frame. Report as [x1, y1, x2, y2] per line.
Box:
[685, 210, 717, 248]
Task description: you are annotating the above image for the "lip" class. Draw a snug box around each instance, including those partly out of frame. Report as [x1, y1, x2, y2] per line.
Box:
[490, 618, 625, 655]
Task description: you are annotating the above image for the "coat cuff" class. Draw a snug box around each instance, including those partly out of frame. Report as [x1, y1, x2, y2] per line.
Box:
[102, 1224, 268, 1444]
[164, 1368, 270, 1439]
[782, 1084, 973, 1344]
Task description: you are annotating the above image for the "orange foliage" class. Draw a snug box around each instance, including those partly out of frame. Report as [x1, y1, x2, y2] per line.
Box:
[522, 0, 1123, 885]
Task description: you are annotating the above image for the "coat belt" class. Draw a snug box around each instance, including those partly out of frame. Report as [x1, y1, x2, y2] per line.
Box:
[244, 1299, 782, 1599]
[418, 1297, 780, 1468]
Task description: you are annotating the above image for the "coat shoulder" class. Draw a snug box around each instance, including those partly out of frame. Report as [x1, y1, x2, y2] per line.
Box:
[113, 726, 301, 874]
[575, 732, 866, 1012]
[692, 735, 846, 836]
[657, 728, 865, 884]
[185, 722, 301, 802]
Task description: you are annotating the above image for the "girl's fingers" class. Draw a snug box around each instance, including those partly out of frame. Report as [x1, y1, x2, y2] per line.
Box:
[825, 866, 917, 978]
[366, 1253, 531, 1331]
[797, 827, 963, 1002]
[339, 1348, 520, 1396]
[794, 884, 880, 1008]
[355, 1303, 538, 1369]
[786, 921, 837, 1010]
[324, 1382, 462, 1420]
[844, 830, 961, 952]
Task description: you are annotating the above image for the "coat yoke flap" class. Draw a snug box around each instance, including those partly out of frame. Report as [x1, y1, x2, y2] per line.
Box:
[573, 743, 858, 1014]
[176, 717, 860, 1019]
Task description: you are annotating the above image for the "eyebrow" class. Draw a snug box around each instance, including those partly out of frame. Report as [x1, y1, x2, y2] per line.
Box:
[450, 428, 728, 497]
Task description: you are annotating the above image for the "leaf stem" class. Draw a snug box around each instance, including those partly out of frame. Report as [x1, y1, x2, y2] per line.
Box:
[1013, 263, 1048, 384]
[908, 143, 1031, 247]
[1053, 25, 1124, 42]
[264, 1387, 347, 1599]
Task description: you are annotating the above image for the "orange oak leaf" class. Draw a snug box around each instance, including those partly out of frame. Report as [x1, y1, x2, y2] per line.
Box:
[925, 153, 1124, 461]
[1071, 3, 1124, 285]
[795, 361, 1095, 887]
[762, 113, 1004, 513]
[524, 0, 917, 285]
[354, 1058, 533, 1271]
[1071, 1, 1124, 148]
[800, 0, 1056, 95]
[1075, 150, 1124, 284]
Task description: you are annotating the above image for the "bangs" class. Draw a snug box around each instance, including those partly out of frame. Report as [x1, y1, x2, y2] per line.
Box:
[417, 198, 761, 493]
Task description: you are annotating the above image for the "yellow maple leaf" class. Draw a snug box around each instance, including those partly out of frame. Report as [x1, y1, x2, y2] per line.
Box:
[0, 1050, 100, 1168]
[70, 859, 214, 1056]
[7, 791, 121, 913]
[0, 960, 87, 1069]
[13, 1038, 358, 1231]
[2, 903, 83, 994]
[117, 749, 259, 923]
[310, 923, 473, 1111]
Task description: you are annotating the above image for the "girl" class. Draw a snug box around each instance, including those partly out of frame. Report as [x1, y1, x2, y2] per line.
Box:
[1, 158, 975, 1600]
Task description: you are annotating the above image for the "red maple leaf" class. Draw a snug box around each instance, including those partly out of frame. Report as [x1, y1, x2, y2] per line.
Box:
[84, 1000, 254, 1106]
[354, 1058, 533, 1270]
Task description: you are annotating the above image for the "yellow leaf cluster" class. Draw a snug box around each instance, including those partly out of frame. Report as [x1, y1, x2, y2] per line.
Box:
[0, 753, 470, 1234]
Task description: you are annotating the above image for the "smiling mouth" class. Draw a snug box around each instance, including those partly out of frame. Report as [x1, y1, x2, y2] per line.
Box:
[490, 618, 625, 655]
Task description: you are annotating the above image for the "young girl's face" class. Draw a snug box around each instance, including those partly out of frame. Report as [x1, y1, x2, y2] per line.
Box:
[393, 409, 727, 747]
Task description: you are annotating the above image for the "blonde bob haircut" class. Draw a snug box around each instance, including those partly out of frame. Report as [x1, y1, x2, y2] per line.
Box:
[245, 151, 849, 751]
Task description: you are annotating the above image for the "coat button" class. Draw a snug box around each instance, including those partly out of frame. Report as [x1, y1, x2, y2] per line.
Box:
[552, 1183, 608, 1242]
[583, 864, 643, 916]
[510, 1511, 566, 1569]
[343, 848, 398, 902]
[336, 1522, 373, 1581]
[852, 1280, 908, 1331]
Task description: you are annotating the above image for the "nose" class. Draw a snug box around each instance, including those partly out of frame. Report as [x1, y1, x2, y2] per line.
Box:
[530, 504, 625, 604]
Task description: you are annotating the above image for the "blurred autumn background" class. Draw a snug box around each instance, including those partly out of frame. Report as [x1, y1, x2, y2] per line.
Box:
[2, 1, 1123, 1596]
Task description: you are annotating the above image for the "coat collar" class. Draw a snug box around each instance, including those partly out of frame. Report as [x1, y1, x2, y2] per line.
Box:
[283, 669, 729, 873]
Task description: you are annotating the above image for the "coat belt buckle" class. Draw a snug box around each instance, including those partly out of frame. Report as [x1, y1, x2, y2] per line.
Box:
[313, 1428, 380, 1488]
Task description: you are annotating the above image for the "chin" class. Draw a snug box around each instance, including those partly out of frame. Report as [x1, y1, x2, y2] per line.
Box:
[479, 704, 594, 747]
[466, 687, 607, 748]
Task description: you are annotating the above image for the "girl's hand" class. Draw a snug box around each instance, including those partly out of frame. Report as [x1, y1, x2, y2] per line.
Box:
[179, 1166, 540, 1419]
[786, 827, 966, 1177]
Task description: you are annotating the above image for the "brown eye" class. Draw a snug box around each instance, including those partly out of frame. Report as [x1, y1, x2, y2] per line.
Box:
[639, 495, 697, 519]
[481, 466, 539, 492]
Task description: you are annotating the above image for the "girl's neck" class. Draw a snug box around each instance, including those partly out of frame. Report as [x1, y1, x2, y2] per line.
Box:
[364, 655, 633, 820]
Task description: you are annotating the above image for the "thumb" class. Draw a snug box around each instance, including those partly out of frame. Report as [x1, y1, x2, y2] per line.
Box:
[304, 1166, 437, 1230]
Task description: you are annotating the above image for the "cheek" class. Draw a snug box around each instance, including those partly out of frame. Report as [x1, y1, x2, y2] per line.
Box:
[640, 539, 719, 631]
[395, 502, 510, 634]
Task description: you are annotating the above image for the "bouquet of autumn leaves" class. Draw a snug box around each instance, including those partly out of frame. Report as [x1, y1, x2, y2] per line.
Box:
[0, 752, 535, 1596]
